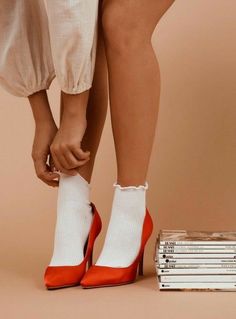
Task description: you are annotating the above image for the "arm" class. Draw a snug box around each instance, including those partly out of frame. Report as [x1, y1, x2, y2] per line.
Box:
[29, 90, 60, 187]
[45, 0, 99, 173]
[0, 1, 60, 186]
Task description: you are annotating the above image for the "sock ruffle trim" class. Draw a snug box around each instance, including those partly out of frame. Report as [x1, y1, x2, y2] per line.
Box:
[113, 181, 149, 190]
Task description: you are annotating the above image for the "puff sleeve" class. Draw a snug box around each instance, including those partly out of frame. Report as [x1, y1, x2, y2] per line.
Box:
[0, 0, 55, 97]
[45, 0, 99, 94]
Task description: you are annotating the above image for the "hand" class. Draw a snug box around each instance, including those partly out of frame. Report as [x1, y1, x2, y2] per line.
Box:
[31, 122, 60, 187]
[50, 118, 90, 175]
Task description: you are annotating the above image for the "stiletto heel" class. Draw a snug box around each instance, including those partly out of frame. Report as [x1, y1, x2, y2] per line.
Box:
[44, 202, 102, 290]
[81, 208, 153, 288]
[138, 251, 144, 276]
[88, 248, 93, 269]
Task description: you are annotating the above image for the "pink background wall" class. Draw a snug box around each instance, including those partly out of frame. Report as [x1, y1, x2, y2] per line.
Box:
[0, 1, 236, 317]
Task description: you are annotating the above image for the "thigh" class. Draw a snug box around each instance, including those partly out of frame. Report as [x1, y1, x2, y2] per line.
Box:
[102, 0, 175, 35]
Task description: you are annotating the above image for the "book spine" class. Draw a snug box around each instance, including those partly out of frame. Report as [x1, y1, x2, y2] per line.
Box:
[157, 253, 236, 259]
[158, 263, 236, 269]
[160, 275, 236, 283]
[158, 247, 236, 253]
[157, 268, 236, 275]
[158, 258, 236, 264]
[158, 282, 236, 290]
[159, 245, 236, 249]
[159, 240, 236, 246]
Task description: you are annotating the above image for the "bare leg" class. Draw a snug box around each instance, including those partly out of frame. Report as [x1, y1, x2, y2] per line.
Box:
[102, 0, 175, 186]
[82, 0, 176, 271]
[45, 18, 109, 271]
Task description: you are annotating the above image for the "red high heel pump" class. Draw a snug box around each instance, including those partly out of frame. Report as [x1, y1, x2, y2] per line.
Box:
[80, 208, 153, 288]
[44, 202, 102, 290]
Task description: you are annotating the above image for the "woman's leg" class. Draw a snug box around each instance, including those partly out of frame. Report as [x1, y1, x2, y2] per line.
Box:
[49, 18, 109, 267]
[102, 0, 175, 186]
[95, 0, 175, 268]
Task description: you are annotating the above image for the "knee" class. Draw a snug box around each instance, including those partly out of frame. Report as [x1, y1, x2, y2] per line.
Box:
[102, 4, 151, 55]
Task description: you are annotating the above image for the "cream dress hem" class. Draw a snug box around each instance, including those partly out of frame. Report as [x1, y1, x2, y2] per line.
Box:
[0, 0, 99, 97]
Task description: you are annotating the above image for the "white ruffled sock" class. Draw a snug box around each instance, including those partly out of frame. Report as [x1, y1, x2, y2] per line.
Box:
[95, 181, 148, 267]
[49, 172, 93, 266]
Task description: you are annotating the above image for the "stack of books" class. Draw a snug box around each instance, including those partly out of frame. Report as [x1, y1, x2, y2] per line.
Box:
[155, 229, 236, 291]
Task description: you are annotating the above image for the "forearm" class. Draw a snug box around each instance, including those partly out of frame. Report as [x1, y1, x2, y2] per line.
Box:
[28, 90, 56, 128]
[60, 91, 89, 122]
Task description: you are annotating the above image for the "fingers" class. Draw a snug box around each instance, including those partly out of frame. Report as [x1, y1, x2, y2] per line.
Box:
[49, 155, 56, 172]
[49, 151, 78, 176]
[61, 151, 87, 169]
[50, 143, 90, 175]
[33, 158, 60, 187]
[71, 147, 90, 161]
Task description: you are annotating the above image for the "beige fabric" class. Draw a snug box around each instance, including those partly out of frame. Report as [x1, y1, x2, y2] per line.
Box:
[0, 0, 99, 97]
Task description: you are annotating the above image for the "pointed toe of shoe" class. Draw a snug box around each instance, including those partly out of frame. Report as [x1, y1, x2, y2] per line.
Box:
[44, 264, 86, 289]
[80, 265, 137, 288]
[80, 266, 103, 288]
[81, 208, 153, 289]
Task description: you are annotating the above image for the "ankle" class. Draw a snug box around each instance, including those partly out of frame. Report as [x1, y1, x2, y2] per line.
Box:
[95, 180, 148, 267]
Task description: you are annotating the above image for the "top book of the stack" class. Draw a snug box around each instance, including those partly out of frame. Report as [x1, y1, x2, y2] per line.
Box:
[159, 229, 236, 246]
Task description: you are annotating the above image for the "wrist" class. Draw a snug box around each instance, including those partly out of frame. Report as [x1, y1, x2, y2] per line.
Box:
[35, 117, 57, 130]
[62, 106, 87, 120]
[61, 91, 88, 119]
[61, 106, 87, 127]
[29, 90, 57, 129]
